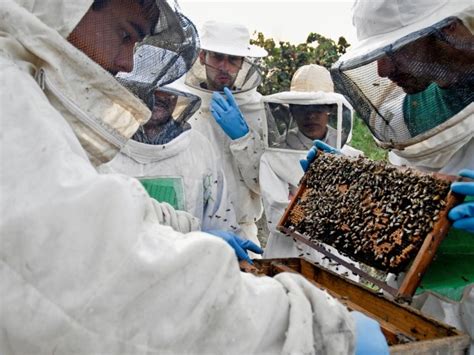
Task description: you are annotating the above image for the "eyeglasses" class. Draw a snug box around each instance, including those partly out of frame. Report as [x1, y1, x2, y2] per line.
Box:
[205, 51, 244, 70]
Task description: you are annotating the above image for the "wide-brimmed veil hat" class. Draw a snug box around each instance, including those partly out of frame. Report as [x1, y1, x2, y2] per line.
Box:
[262, 65, 355, 150]
[199, 20, 268, 58]
[338, 0, 472, 67]
[264, 64, 349, 106]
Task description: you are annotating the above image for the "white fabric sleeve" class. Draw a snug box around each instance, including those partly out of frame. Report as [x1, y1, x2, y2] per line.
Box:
[0, 57, 355, 354]
[259, 153, 302, 258]
[341, 144, 364, 158]
[97, 165, 201, 233]
[259, 155, 291, 233]
[201, 167, 240, 233]
[275, 272, 356, 354]
[150, 199, 201, 233]
[229, 128, 264, 195]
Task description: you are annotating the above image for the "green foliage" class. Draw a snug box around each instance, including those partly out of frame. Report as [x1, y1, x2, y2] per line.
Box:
[251, 32, 350, 95]
[351, 116, 388, 161]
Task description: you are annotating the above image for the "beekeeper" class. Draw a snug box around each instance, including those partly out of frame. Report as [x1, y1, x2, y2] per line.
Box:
[260, 64, 362, 278]
[102, 72, 242, 236]
[175, 21, 268, 247]
[328, 0, 474, 350]
[0, 0, 389, 353]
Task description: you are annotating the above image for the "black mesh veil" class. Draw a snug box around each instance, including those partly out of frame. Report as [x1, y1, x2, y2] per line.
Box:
[116, 0, 199, 106]
[331, 15, 474, 149]
[128, 85, 201, 145]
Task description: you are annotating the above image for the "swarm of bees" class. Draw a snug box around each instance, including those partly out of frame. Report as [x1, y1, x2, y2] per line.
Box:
[286, 153, 451, 273]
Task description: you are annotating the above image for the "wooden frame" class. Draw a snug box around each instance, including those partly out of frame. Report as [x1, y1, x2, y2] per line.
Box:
[277, 160, 467, 300]
[243, 258, 470, 354]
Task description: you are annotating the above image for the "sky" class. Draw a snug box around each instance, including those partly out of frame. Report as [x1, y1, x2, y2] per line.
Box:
[179, 0, 358, 46]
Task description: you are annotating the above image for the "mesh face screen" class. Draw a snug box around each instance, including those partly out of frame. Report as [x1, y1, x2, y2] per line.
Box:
[127, 86, 199, 145]
[331, 17, 474, 148]
[69, 0, 199, 105]
[264, 102, 352, 150]
[185, 56, 263, 94]
[69, 0, 160, 75]
[70, 0, 199, 77]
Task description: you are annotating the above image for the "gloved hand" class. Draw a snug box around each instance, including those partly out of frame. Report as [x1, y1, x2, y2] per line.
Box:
[299, 140, 340, 172]
[210, 87, 249, 140]
[205, 230, 263, 264]
[351, 311, 389, 355]
[448, 169, 474, 233]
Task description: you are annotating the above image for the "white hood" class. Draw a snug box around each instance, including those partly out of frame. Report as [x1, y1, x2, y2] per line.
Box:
[16, 0, 91, 38]
[2, 0, 151, 165]
[331, 2, 473, 165]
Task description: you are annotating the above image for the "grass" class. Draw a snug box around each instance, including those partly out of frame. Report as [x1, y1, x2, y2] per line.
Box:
[350, 116, 388, 161]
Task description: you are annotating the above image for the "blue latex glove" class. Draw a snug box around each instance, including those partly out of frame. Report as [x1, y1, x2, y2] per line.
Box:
[299, 140, 340, 172]
[351, 311, 389, 355]
[210, 87, 249, 140]
[448, 169, 474, 233]
[206, 230, 263, 264]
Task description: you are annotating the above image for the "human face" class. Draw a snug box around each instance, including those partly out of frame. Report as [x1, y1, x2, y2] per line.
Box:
[199, 50, 244, 91]
[377, 22, 474, 94]
[147, 90, 178, 127]
[291, 105, 331, 140]
[68, 0, 158, 75]
[376, 36, 436, 94]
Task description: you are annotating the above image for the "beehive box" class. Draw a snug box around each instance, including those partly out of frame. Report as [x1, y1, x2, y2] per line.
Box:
[277, 152, 467, 299]
[240, 258, 470, 354]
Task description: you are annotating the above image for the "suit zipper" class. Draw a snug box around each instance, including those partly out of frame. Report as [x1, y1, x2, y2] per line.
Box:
[36, 68, 126, 148]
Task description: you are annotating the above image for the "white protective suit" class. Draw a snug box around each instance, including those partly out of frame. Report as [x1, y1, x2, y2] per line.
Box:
[103, 127, 239, 232]
[177, 64, 266, 246]
[0, 1, 356, 353]
[331, 0, 474, 351]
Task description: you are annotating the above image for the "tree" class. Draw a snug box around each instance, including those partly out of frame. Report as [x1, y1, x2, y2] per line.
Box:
[251, 32, 350, 95]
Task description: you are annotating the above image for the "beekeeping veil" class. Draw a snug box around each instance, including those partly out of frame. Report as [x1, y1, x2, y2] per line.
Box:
[331, 0, 473, 169]
[184, 21, 267, 94]
[12, 0, 199, 165]
[125, 82, 201, 145]
[115, 0, 199, 100]
[263, 64, 354, 151]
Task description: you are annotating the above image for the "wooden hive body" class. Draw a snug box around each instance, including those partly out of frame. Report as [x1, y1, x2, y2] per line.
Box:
[240, 258, 470, 354]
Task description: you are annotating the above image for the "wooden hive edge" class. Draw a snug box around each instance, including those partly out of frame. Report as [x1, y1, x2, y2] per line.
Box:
[249, 258, 470, 353]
